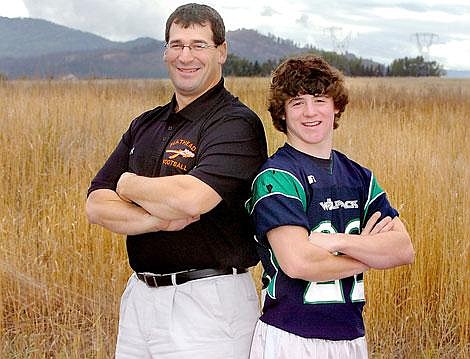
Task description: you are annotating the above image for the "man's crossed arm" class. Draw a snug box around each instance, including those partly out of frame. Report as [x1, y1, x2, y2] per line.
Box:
[86, 172, 221, 235]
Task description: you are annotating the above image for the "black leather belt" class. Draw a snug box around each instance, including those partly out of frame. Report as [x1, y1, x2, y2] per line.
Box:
[136, 268, 248, 287]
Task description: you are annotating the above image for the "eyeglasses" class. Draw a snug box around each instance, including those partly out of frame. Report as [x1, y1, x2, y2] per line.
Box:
[165, 42, 218, 54]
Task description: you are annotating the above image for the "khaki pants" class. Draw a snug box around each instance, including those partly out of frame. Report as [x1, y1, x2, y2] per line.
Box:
[250, 320, 368, 359]
[115, 272, 260, 359]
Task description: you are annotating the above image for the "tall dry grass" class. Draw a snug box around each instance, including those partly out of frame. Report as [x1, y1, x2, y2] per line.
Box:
[0, 77, 468, 358]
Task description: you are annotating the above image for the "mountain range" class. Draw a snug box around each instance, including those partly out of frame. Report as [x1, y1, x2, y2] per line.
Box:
[0, 16, 353, 79]
[0, 16, 320, 79]
[1, 16, 468, 79]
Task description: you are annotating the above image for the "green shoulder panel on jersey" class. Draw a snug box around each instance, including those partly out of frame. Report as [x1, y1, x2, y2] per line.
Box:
[363, 172, 385, 222]
[245, 168, 307, 215]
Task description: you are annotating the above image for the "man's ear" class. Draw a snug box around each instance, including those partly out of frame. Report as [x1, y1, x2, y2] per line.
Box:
[218, 41, 228, 64]
[163, 49, 168, 62]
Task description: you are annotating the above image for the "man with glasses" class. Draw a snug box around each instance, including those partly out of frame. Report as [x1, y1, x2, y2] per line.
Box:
[86, 3, 267, 358]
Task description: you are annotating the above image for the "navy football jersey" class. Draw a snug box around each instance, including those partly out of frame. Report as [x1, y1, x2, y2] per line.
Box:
[245, 143, 398, 340]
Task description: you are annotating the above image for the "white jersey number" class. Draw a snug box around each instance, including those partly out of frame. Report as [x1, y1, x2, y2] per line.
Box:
[304, 220, 365, 304]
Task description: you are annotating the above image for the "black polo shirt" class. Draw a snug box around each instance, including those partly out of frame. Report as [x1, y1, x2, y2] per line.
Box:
[88, 78, 267, 273]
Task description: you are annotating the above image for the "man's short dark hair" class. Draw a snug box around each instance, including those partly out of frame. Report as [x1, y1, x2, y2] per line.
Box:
[165, 3, 225, 45]
[268, 55, 349, 133]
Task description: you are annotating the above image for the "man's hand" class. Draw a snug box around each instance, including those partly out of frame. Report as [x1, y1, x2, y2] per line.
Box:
[116, 172, 137, 202]
[158, 216, 201, 231]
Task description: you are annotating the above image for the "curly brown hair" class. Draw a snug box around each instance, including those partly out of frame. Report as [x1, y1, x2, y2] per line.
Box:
[268, 55, 349, 133]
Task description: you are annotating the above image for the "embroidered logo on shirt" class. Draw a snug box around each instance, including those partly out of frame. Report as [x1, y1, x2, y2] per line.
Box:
[165, 149, 195, 159]
[307, 175, 316, 184]
[162, 139, 197, 172]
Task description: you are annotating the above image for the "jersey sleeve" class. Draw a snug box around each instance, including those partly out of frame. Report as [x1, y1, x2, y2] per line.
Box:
[188, 114, 267, 203]
[245, 168, 310, 240]
[362, 172, 398, 225]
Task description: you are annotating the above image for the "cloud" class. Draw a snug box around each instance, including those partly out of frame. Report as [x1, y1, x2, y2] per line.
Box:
[433, 38, 470, 69]
[296, 14, 309, 26]
[260, 6, 279, 16]
[15, 0, 470, 70]
[1, 0, 29, 17]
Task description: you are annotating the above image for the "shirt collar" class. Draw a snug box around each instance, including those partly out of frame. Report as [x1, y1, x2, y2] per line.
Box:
[169, 78, 226, 122]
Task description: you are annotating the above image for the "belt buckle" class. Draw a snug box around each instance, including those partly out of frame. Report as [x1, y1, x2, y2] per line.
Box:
[140, 272, 160, 287]
[143, 274, 153, 287]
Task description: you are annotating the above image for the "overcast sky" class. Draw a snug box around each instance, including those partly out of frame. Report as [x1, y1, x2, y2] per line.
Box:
[2, 0, 470, 70]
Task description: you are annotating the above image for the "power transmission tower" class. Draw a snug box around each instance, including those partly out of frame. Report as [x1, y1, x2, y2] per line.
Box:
[324, 27, 351, 54]
[413, 33, 438, 60]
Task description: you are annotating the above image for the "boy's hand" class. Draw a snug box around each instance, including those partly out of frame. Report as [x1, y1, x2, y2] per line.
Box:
[362, 211, 394, 235]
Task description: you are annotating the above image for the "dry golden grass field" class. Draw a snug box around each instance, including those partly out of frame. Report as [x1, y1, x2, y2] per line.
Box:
[0, 76, 468, 358]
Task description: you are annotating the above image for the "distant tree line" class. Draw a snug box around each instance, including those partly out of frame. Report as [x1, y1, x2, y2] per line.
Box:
[0, 54, 445, 81]
[387, 56, 445, 77]
[224, 52, 446, 77]
[266, 32, 300, 48]
[224, 54, 279, 77]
